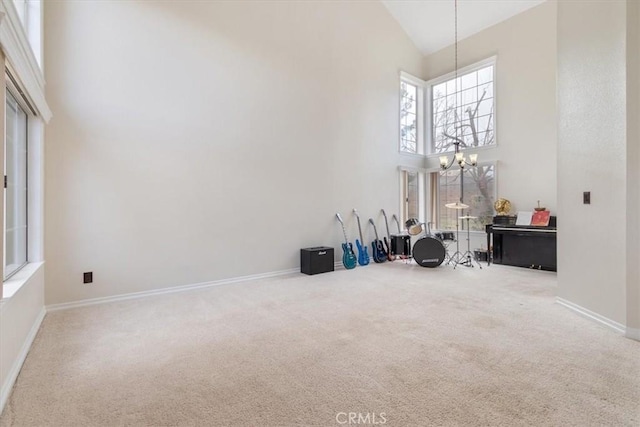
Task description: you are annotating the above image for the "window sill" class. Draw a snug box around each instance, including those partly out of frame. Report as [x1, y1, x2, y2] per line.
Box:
[1, 261, 44, 302]
[398, 150, 425, 159]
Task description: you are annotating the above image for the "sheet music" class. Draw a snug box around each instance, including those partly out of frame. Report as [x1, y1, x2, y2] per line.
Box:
[515, 211, 533, 226]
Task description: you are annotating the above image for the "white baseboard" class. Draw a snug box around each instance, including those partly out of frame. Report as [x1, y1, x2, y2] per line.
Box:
[0, 307, 46, 415]
[556, 297, 626, 334]
[626, 327, 640, 341]
[46, 267, 303, 312]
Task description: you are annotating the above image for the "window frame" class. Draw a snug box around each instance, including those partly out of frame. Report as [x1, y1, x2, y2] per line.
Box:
[425, 56, 497, 158]
[399, 71, 426, 156]
[4, 86, 29, 280]
[0, 0, 48, 301]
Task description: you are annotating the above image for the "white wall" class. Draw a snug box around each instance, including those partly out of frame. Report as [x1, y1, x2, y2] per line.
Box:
[421, 1, 557, 250]
[44, 1, 424, 304]
[0, 264, 45, 412]
[557, 0, 627, 325]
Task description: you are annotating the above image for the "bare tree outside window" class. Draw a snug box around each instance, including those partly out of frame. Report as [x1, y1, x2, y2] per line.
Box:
[435, 165, 495, 232]
[431, 64, 495, 231]
[432, 65, 494, 154]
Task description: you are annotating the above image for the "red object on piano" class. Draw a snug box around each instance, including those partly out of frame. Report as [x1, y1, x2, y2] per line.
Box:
[531, 210, 551, 226]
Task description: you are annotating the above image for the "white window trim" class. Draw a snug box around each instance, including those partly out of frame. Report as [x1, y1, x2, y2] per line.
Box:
[0, 0, 47, 300]
[425, 55, 497, 159]
[399, 71, 426, 156]
[1, 85, 44, 300]
[4, 88, 28, 280]
[0, 2, 51, 122]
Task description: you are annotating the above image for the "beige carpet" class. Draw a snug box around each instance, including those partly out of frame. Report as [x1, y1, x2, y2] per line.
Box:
[1, 263, 639, 426]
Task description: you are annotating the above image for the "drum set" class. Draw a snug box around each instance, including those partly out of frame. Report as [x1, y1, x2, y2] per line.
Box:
[390, 203, 483, 269]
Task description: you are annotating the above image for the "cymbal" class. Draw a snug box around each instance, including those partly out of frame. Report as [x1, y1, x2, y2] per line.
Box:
[459, 215, 478, 219]
[445, 202, 469, 209]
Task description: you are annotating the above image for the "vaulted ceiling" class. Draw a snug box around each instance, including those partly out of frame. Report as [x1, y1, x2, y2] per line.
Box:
[381, 0, 547, 55]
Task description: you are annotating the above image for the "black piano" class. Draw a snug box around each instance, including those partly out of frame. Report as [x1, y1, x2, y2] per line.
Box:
[485, 216, 557, 271]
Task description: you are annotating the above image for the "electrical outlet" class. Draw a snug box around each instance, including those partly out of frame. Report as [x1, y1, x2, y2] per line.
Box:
[83, 272, 93, 284]
[583, 191, 591, 204]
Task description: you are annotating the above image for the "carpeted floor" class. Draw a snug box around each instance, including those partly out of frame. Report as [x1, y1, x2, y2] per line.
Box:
[1, 263, 639, 426]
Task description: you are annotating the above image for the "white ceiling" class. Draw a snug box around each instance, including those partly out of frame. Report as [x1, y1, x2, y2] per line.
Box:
[381, 0, 546, 55]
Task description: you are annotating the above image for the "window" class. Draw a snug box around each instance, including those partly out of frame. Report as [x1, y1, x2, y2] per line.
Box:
[400, 81, 417, 153]
[11, 0, 42, 67]
[430, 164, 496, 232]
[12, 0, 27, 24]
[431, 62, 495, 154]
[4, 90, 28, 279]
[400, 169, 425, 225]
[398, 58, 497, 233]
[399, 73, 425, 155]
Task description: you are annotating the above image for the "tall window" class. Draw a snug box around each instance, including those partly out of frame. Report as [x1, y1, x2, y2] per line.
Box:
[431, 63, 495, 154]
[431, 164, 495, 232]
[4, 90, 28, 279]
[400, 81, 417, 153]
[398, 58, 497, 232]
[11, 0, 43, 67]
[12, 0, 27, 24]
[400, 170, 425, 225]
[399, 73, 425, 155]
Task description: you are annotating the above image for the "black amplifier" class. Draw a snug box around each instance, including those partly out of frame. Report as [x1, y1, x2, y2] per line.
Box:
[300, 247, 334, 275]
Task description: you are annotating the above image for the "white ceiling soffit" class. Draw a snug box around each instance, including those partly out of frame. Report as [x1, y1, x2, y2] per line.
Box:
[381, 0, 547, 55]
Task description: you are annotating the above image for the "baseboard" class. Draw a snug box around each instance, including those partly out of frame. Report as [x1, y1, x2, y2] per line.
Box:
[46, 267, 303, 312]
[626, 327, 640, 341]
[0, 307, 46, 415]
[556, 297, 626, 334]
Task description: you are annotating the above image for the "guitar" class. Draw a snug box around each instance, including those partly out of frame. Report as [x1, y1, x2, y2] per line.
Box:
[368, 218, 387, 263]
[381, 209, 394, 261]
[336, 213, 357, 269]
[392, 214, 402, 233]
[352, 209, 370, 266]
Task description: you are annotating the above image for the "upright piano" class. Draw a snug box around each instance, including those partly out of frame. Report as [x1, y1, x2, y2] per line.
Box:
[485, 216, 557, 271]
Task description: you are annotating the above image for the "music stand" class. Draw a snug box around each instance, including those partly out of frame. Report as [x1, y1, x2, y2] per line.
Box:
[445, 202, 468, 266]
[455, 215, 483, 269]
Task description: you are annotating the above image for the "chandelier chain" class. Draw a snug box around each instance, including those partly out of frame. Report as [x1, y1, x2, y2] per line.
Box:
[454, 0, 458, 147]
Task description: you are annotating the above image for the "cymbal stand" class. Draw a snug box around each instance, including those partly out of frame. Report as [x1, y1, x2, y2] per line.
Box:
[454, 216, 483, 270]
[448, 210, 464, 266]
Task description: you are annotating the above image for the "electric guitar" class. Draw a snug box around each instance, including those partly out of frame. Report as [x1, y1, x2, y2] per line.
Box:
[352, 209, 370, 266]
[381, 209, 394, 261]
[336, 213, 357, 269]
[368, 218, 387, 263]
[392, 214, 402, 234]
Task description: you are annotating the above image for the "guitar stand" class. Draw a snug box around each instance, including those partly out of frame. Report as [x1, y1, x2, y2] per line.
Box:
[453, 216, 483, 270]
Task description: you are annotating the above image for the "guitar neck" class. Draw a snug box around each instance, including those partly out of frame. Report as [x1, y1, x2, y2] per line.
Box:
[369, 219, 380, 240]
[336, 214, 349, 244]
[382, 210, 391, 238]
[392, 215, 401, 233]
[356, 217, 364, 243]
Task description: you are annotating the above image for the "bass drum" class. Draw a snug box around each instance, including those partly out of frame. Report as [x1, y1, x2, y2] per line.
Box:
[412, 237, 446, 268]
